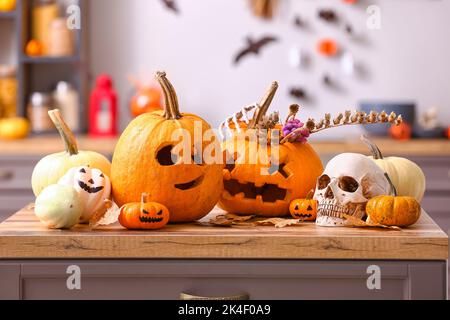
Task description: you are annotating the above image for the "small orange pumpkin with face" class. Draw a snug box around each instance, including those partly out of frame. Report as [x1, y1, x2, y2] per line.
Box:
[289, 190, 318, 221]
[118, 193, 170, 230]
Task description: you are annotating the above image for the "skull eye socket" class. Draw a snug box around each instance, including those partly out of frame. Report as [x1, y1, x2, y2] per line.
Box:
[318, 174, 331, 190]
[339, 176, 359, 193]
[157, 146, 178, 166]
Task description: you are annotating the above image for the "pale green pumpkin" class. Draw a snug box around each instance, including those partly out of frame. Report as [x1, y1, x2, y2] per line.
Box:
[31, 109, 111, 196]
[362, 135, 426, 202]
[35, 184, 83, 229]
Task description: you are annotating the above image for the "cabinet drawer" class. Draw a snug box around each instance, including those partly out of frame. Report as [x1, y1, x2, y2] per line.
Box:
[9, 260, 446, 300]
[0, 156, 40, 191]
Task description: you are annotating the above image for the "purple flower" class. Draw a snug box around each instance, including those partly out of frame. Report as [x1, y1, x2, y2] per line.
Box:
[282, 119, 309, 143]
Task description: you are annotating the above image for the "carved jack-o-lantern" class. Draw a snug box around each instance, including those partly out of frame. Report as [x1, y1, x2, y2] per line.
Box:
[289, 190, 318, 221]
[118, 193, 170, 230]
[111, 72, 223, 223]
[58, 166, 111, 223]
[218, 83, 324, 217]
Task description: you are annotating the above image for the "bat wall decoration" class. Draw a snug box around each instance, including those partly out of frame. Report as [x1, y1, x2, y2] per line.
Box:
[233, 36, 279, 65]
[160, 0, 179, 14]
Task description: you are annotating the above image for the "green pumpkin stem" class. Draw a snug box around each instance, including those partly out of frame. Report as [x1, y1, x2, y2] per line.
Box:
[249, 81, 279, 129]
[48, 109, 78, 156]
[385, 173, 398, 197]
[156, 71, 182, 120]
[361, 135, 384, 160]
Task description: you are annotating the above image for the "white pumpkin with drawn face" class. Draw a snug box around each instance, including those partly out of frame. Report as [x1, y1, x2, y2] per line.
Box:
[59, 166, 111, 223]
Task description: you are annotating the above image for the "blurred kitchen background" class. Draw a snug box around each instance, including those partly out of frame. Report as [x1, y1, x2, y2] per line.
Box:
[0, 0, 449, 224]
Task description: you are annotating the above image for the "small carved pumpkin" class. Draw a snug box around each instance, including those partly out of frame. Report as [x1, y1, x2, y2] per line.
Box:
[58, 166, 111, 223]
[118, 193, 170, 230]
[366, 173, 421, 227]
[289, 190, 318, 221]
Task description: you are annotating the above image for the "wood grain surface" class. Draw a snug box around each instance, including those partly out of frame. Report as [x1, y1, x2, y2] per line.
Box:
[0, 205, 447, 260]
[1, 136, 449, 156]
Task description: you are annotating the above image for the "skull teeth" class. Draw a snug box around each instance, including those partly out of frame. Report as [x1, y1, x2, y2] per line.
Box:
[318, 203, 349, 218]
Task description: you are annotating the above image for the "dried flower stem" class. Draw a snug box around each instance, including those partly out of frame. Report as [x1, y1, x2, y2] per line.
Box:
[280, 109, 403, 144]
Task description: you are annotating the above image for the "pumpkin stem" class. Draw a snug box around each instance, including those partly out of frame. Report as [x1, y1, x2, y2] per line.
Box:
[360, 135, 384, 160]
[249, 81, 279, 129]
[156, 71, 182, 120]
[306, 189, 314, 200]
[384, 173, 398, 197]
[141, 193, 149, 204]
[48, 109, 78, 156]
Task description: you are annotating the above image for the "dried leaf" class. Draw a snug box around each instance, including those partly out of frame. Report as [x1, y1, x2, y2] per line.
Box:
[208, 214, 256, 227]
[342, 214, 401, 230]
[89, 200, 119, 229]
[256, 218, 303, 228]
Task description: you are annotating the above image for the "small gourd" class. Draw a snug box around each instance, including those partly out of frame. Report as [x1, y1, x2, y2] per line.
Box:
[366, 173, 421, 227]
[289, 190, 318, 221]
[58, 166, 111, 223]
[0, 117, 29, 140]
[31, 109, 111, 196]
[118, 193, 170, 230]
[35, 184, 83, 229]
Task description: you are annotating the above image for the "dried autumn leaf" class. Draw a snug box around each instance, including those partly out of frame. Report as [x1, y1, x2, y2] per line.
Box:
[257, 218, 303, 228]
[342, 214, 401, 230]
[208, 214, 256, 227]
[89, 199, 119, 229]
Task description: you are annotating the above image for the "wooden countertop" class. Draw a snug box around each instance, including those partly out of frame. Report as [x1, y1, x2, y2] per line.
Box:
[0, 205, 447, 260]
[0, 136, 449, 156]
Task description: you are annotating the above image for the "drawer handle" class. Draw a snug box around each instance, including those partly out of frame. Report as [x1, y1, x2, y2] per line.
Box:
[180, 292, 250, 301]
[0, 170, 13, 181]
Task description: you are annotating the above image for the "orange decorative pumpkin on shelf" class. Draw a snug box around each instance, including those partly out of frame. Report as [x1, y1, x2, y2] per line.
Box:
[25, 39, 43, 57]
[446, 126, 450, 139]
[219, 83, 324, 217]
[317, 39, 339, 57]
[111, 71, 223, 223]
[118, 193, 170, 230]
[389, 121, 412, 140]
[289, 190, 318, 221]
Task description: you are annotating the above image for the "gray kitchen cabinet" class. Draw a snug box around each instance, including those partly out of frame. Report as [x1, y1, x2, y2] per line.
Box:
[0, 260, 446, 300]
[0, 156, 38, 222]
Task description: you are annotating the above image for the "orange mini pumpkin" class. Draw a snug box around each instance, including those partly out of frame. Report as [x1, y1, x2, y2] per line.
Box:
[25, 39, 43, 56]
[118, 193, 170, 230]
[219, 83, 324, 217]
[111, 71, 223, 223]
[389, 121, 412, 140]
[130, 87, 162, 117]
[289, 190, 318, 221]
[446, 126, 450, 139]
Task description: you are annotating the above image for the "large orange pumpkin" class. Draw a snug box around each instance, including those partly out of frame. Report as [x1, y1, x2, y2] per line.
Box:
[218, 83, 324, 217]
[111, 72, 223, 223]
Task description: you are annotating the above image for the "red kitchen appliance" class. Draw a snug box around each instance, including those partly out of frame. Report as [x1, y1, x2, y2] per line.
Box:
[89, 74, 118, 137]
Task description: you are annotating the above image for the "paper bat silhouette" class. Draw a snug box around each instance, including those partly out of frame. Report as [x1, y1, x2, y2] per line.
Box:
[233, 36, 278, 65]
[160, 0, 179, 14]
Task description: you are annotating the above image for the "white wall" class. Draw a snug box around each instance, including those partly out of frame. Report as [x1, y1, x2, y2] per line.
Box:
[89, 0, 450, 139]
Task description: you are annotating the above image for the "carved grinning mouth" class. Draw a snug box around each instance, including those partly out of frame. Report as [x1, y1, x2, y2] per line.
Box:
[224, 179, 288, 203]
[78, 181, 104, 194]
[293, 213, 313, 219]
[175, 175, 204, 191]
[139, 216, 164, 223]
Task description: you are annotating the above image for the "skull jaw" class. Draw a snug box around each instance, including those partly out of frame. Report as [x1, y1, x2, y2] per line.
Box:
[316, 200, 366, 227]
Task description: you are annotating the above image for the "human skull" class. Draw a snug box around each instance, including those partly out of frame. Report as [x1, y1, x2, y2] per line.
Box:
[314, 153, 391, 227]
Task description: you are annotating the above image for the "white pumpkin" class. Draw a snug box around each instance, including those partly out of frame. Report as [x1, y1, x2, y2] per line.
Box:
[58, 166, 111, 223]
[35, 184, 83, 229]
[362, 136, 426, 202]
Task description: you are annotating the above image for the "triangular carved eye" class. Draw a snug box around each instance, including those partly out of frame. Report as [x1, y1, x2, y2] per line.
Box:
[268, 163, 289, 178]
[307, 205, 313, 211]
[80, 168, 86, 173]
[142, 210, 149, 215]
[294, 204, 299, 211]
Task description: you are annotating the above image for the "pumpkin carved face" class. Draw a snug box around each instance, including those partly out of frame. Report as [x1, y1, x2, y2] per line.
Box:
[118, 194, 170, 230]
[218, 83, 323, 217]
[289, 191, 318, 221]
[58, 166, 111, 223]
[111, 72, 223, 223]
